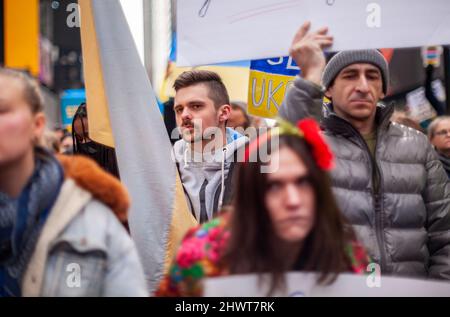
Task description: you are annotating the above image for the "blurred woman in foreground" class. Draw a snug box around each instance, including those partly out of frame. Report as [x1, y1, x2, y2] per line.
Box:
[157, 118, 369, 296]
[0, 68, 146, 296]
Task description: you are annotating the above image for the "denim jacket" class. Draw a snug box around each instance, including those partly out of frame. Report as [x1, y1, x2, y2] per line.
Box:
[21, 156, 147, 297]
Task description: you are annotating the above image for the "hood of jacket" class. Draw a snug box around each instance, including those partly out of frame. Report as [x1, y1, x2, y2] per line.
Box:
[173, 128, 247, 166]
[437, 151, 450, 175]
[172, 128, 247, 222]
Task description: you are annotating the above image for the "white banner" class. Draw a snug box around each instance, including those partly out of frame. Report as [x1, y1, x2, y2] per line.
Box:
[177, 0, 450, 66]
[204, 272, 450, 297]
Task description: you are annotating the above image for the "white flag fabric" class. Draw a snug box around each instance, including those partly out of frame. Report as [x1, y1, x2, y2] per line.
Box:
[79, 0, 196, 293]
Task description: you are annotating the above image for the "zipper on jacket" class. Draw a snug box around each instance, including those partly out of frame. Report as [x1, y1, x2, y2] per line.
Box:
[372, 134, 388, 273]
[329, 114, 388, 272]
[359, 107, 393, 274]
[360, 129, 388, 273]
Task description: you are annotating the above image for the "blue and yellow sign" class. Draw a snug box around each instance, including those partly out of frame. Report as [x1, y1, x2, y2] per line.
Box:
[60, 89, 86, 129]
[248, 56, 301, 118]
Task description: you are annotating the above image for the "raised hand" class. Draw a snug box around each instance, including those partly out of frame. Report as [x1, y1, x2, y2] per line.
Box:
[289, 21, 333, 85]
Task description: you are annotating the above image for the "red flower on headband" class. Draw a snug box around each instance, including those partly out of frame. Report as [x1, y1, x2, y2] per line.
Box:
[297, 119, 334, 171]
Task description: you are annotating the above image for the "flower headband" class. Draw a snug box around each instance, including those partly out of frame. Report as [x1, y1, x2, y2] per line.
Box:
[245, 117, 334, 171]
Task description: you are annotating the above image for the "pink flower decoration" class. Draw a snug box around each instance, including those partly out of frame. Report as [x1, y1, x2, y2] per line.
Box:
[176, 238, 205, 268]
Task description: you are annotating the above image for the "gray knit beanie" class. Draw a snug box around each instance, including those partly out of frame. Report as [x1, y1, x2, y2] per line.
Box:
[322, 50, 389, 94]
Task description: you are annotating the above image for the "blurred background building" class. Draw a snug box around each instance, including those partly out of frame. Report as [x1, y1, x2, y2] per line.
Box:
[0, 0, 172, 130]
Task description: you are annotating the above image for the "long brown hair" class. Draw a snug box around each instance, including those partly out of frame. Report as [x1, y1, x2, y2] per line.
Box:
[222, 135, 354, 295]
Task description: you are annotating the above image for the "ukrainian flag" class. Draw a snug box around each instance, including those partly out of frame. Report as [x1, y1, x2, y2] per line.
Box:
[79, 0, 197, 292]
[160, 34, 250, 103]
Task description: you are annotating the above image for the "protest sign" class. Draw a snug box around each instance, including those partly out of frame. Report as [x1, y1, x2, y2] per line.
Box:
[177, 0, 450, 66]
[204, 272, 450, 297]
[248, 56, 299, 118]
[406, 86, 437, 123]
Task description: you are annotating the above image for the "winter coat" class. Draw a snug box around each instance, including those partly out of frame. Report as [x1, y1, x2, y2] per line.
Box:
[22, 155, 147, 296]
[279, 77, 450, 279]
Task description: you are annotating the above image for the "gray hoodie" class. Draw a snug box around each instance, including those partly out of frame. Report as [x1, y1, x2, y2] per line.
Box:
[173, 128, 248, 223]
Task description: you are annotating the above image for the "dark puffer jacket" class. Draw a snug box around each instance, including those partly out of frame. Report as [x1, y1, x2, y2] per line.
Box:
[280, 77, 450, 279]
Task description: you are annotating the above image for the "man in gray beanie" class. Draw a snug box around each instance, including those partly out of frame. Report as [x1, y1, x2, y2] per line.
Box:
[280, 21, 450, 280]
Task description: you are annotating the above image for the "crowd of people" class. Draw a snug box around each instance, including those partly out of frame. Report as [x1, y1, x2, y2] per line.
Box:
[1, 21, 450, 297]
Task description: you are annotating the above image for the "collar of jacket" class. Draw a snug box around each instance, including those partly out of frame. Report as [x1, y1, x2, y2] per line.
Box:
[437, 151, 450, 173]
[21, 178, 92, 297]
[22, 154, 130, 296]
[56, 154, 129, 223]
[321, 102, 394, 140]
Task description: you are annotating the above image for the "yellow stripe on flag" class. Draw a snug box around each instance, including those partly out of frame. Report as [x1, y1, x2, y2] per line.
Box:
[164, 173, 198, 273]
[160, 63, 249, 103]
[79, 0, 197, 291]
[79, 0, 115, 147]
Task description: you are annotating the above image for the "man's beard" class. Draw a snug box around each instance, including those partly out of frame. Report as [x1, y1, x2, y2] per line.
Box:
[182, 126, 225, 151]
[181, 127, 203, 143]
[336, 104, 376, 123]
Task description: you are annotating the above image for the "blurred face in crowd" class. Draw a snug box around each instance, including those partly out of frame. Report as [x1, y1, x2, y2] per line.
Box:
[326, 63, 384, 124]
[54, 128, 64, 142]
[264, 146, 316, 243]
[73, 116, 90, 144]
[431, 119, 450, 156]
[174, 83, 230, 145]
[0, 75, 45, 168]
[227, 106, 248, 130]
[60, 135, 73, 153]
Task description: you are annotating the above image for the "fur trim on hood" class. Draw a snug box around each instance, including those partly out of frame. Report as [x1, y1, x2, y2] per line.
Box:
[56, 154, 129, 222]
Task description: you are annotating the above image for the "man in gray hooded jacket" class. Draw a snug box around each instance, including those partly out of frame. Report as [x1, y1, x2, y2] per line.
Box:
[280, 22, 450, 279]
[172, 70, 248, 223]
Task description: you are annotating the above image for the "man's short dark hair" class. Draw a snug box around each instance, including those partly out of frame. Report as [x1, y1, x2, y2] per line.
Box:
[173, 70, 230, 109]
